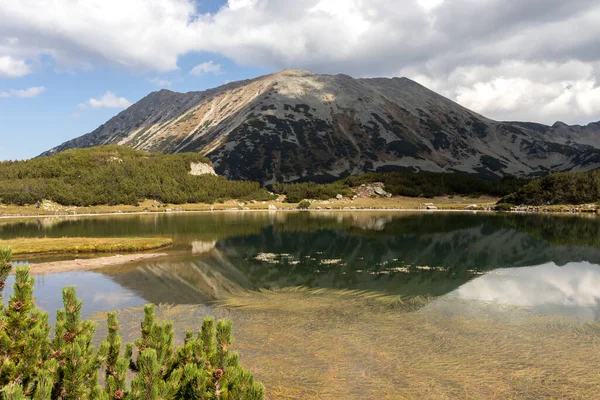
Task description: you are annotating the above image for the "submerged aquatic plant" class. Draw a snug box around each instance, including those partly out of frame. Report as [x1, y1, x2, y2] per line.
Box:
[0, 247, 265, 399]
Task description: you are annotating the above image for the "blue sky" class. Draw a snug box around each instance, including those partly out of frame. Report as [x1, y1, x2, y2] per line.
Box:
[2, 0, 600, 161]
[1, 49, 270, 160]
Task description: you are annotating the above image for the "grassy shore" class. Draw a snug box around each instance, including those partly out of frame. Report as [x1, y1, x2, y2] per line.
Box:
[0, 237, 173, 255]
[0, 196, 500, 218]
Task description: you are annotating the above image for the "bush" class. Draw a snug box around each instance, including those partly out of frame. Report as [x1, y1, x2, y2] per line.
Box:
[0, 248, 265, 399]
[272, 172, 527, 203]
[0, 146, 273, 206]
[298, 200, 311, 209]
[494, 203, 515, 212]
[343, 172, 527, 198]
[499, 170, 600, 206]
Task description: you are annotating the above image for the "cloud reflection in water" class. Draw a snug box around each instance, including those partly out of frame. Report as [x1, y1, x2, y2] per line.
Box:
[450, 261, 600, 319]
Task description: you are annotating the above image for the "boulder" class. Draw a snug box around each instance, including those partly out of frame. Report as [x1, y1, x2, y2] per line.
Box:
[268, 204, 277, 211]
[373, 187, 387, 196]
[189, 162, 217, 176]
[336, 194, 343, 200]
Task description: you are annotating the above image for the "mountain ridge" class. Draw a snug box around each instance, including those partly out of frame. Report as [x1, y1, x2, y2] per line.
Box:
[42, 69, 600, 183]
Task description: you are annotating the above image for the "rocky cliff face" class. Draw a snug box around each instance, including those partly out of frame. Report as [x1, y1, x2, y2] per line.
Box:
[42, 69, 600, 183]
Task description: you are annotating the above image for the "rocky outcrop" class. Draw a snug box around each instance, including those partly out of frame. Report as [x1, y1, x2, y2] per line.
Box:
[189, 162, 216, 176]
[42, 69, 600, 183]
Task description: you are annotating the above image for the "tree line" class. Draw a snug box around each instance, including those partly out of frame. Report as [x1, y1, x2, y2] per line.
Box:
[500, 169, 600, 205]
[0, 146, 272, 206]
[272, 172, 527, 202]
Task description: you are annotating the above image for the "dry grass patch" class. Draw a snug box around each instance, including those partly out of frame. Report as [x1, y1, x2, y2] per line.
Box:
[0, 196, 502, 218]
[0, 237, 173, 255]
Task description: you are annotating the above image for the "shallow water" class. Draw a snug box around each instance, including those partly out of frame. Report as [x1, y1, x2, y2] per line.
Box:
[4, 211, 600, 320]
[5, 211, 600, 398]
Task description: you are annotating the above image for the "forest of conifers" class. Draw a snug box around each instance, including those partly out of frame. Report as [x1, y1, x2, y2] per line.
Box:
[1, 145, 598, 206]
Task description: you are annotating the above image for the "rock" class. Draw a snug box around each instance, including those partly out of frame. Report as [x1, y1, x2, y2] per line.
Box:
[268, 204, 277, 211]
[464, 204, 478, 210]
[373, 187, 387, 196]
[426, 205, 438, 210]
[336, 194, 343, 200]
[189, 162, 217, 176]
[423, 202, 435, 206]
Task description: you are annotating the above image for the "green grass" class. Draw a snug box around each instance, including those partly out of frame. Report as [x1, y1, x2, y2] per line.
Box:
[0, 237, 173, 255]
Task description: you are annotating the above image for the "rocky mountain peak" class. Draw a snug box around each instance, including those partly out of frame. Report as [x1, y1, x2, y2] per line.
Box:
[42, 69, 600, 183]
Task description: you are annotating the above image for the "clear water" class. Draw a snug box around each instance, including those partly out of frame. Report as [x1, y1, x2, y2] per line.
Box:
[3, 211, 600, 320]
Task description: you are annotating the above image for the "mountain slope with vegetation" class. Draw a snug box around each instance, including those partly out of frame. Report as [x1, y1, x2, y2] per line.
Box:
[272, 172, 527, 203]
[500, 170, 600, 206]
[42, 69, 600, 184]
[0, 146, 271, 206]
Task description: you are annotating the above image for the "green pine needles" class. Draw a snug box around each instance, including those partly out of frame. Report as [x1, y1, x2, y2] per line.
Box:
[0, 248, 265, 399]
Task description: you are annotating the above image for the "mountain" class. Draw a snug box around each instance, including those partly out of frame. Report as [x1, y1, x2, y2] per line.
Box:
[42, 69, 600, 183]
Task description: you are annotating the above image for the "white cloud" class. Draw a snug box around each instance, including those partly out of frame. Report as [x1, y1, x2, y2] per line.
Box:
[147, 77, 172, 87]
[0, 55, 32, 77]
[190, 61, 223, 76]
[407, 60, 600, 123]
[85, 91, 132, 109]
[417, 0, 445, 12]
[1, 0, 600, 123]
[0, 86, 45, 98]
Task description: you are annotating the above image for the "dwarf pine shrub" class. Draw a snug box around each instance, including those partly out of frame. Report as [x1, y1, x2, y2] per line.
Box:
[0, 248, 265, 399]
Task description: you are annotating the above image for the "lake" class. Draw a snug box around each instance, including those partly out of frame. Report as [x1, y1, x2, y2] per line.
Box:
[3, 211, 600, 398]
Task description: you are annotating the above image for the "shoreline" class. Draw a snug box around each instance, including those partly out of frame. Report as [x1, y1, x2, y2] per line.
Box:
[1, 206, 598, 220]
[17, 253, 169, 275]
[0, 207, 496, 220]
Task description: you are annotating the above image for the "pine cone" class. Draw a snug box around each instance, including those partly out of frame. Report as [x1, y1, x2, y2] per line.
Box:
[213, 369, 224, 379]
[0, 280, 5, 290]
[114, 389, 125, 399]
[12, 301, 24, 311]
[63, 331, 76, 343]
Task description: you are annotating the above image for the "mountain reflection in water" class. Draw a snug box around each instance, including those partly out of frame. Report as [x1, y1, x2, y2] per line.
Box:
[4, 212, 600, 318]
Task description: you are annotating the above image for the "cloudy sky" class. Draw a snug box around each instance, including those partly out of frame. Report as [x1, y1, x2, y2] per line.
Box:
[1, 0, 600, 160]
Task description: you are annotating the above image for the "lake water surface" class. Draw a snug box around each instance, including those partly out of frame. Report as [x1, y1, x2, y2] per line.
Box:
[3, 211, 600, 320]
[5, 211, 600, 398]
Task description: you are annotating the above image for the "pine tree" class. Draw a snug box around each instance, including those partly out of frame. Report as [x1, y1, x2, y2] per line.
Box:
[0, 263, 51, 395]
[0, 249, 265, 399]
[50, 286, 105, 399]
